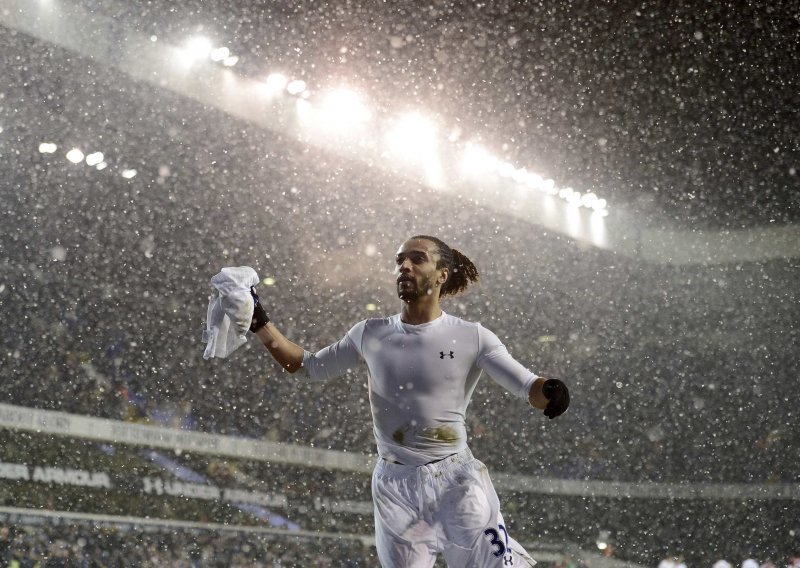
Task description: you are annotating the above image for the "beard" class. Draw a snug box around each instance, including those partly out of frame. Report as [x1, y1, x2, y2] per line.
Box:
[397, 275, 437, 301]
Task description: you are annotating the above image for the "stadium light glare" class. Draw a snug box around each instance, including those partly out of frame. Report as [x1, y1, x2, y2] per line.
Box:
[96, 161, 108, 171]
[185, 36, 212, 59]
[209, 47, 230, 62]
[295, 98, 313, 122]
[565, 199, 582, 235]
[176, 36, 212, 66]
[39, 142, 58, 154]
[265, 73, 288, 92]
[590, 209, 608, 247]
[460, 143, 498, 175]
[596, 530, 611, 551]
[511, 167, 529, 185]
[385, 113, 444, 187]
[385, 113, 439, 161]
[286, 79, 307, 95]
[566, 190, 582, 205]
[121, 169, 137, 179]
[524, 172, 543, 188]
[497, 161, 515, 178]
[580, 192, 598, 208]
[320, 88, 371, 124]
[594, 198, 608, 211]
[85, 151, 104, 167]
[222, 55, 239, 67]
[65, 148, 84, 164]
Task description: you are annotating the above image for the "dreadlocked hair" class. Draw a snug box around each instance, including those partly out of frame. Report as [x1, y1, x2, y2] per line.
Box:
[411, 235, 480, 297]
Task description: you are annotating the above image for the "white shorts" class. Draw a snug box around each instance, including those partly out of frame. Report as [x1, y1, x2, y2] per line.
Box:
[372, 448, 536, 568]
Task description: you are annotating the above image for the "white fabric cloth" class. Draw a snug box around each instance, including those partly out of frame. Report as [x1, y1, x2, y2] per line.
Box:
[202, 266, 259, 360]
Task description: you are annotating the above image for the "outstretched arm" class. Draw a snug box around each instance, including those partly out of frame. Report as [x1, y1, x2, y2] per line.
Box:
[255, 323, 305, 373]
[477, 325, 570, 419]
[250, 288, 304, 373]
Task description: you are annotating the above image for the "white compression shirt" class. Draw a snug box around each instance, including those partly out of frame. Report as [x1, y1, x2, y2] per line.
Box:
[300, 311, 538, 466]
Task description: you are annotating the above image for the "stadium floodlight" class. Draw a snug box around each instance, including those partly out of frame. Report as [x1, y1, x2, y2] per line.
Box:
[460, 143, 498, 175]
[39, 142, 58, 154]
[286, 79, 307, 95]
[177, 36, 212, 66]
[85, 152, 104, 167]
[385, 113, 439, 161]
[580, 191, 598, 209]
[65, 148, 84, 164]
[121, 169, 137, 179]
[596, 530, 611, 551]
[264, 73, 288, 92]
[559, 187, 582, 205]
[186, 36, 212, 58]
[385, 113, 444, 187]
[511, 167, 529, 185]
[497, 161, 516, 179]
[209, 47, 230, 62]
[96, 161, 108, 171]
[320, 88, 371, 124]
[524, 172, 543, 188]
[222, 55, 239, 67]
[542, 179, 557, 194]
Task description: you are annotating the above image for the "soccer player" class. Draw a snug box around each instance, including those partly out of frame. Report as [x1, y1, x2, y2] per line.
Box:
[251, 235, 569, 567]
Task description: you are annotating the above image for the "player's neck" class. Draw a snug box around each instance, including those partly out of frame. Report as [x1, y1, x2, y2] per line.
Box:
[400, 298, 442, 325]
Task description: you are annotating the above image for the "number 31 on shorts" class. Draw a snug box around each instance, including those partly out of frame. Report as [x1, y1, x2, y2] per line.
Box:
[483, 523, 510, 557]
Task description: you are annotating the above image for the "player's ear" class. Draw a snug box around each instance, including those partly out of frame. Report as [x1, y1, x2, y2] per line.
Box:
[439, 267, 449, 285]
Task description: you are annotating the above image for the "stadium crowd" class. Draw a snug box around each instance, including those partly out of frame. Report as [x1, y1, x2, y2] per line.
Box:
[0, 522, 373, 567]
[1, 520, 798, 568]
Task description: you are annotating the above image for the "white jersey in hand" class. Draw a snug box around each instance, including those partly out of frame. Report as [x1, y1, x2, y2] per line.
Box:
[301, 312, 537, 466]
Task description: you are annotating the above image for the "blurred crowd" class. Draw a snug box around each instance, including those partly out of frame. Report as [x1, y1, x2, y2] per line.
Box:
[656, 556, 800, 568]
[0, 523, 373, 567]
[1, 520, 798, 568]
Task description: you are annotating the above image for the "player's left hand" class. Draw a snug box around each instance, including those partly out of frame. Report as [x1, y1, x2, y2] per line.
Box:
[542, 378, 569, 419]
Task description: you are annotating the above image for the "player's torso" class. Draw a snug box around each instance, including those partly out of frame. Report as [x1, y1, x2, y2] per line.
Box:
[360, 314, 484, 463]
[362, 315, 480, 401]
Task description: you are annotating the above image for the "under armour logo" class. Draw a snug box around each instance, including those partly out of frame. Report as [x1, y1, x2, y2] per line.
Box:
[440, 351, 454, 359]
[504, 554, 514, 566]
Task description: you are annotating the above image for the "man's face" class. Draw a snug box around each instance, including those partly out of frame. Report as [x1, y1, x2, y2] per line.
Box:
[394, 239, 446, 301]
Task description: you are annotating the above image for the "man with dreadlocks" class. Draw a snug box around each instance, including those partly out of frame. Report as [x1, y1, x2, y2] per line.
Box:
[250, 235, 569, 567]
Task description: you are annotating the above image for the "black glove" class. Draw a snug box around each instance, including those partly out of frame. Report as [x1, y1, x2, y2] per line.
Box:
[249, 287, 270, 332]
[542, 378, 569, 419]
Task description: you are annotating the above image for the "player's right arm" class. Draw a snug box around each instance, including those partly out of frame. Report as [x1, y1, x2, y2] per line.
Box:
[254, 323, 305, 373]
[250, 287, 363, 379]
[249, 287, 305, 373]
